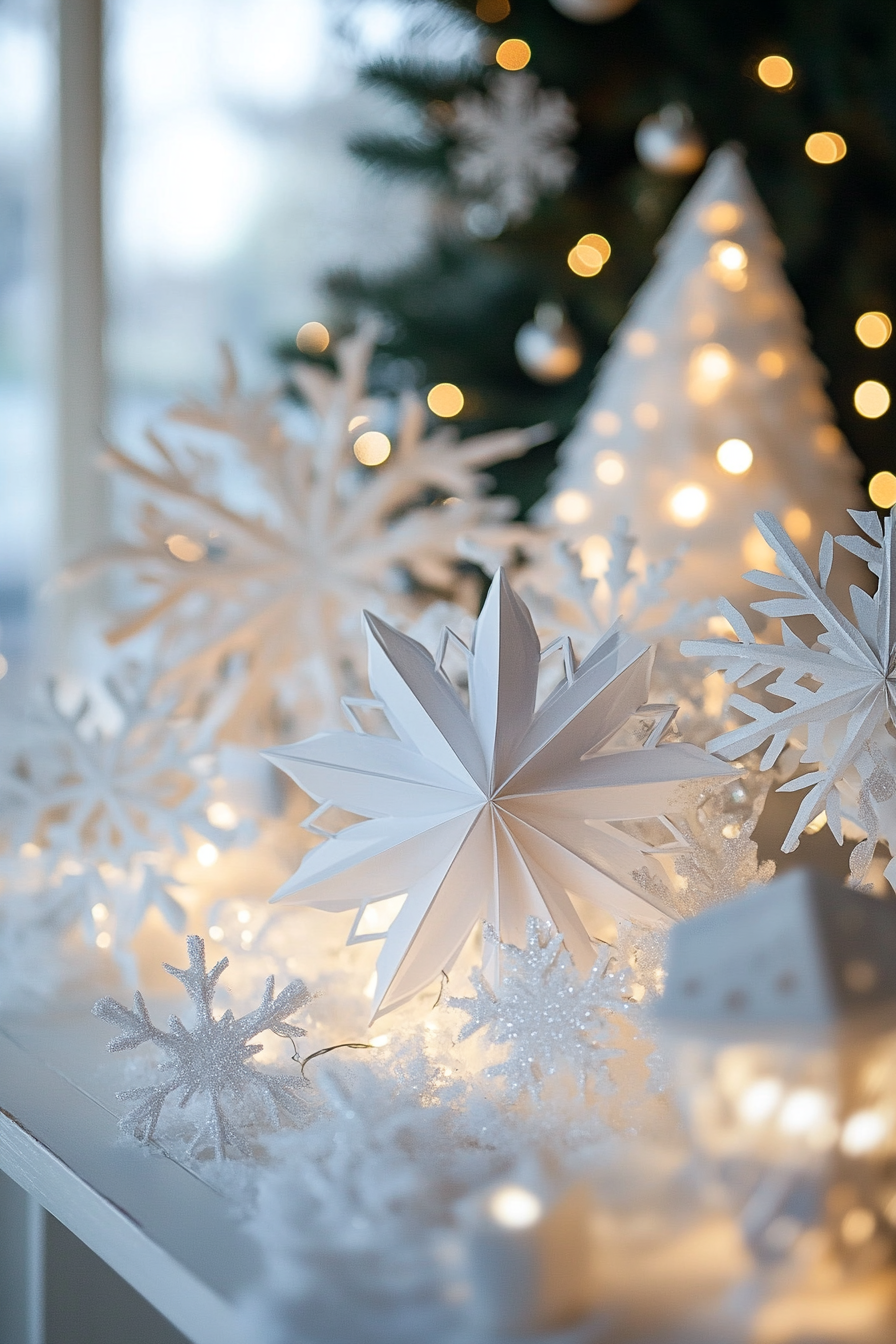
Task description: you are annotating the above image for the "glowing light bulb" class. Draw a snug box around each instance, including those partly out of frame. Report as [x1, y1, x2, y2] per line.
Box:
[206, 801, 238, 830]
[716, 439, 753, 475]
[554, 489, 591, 524]
[197, 842, 219, 867]
[594, 453, 625, 485]
[295, 321, 329, 353]
[427, 383, 464, 417]
[91, 903, 109, 923]
[783, 507, 812, 541]
[626, 329, 656, 357]
[805, 132, 847, 164]
[869, 471, 896, 509]
[855, 312, 892, 348]
[669, 484, 708, 526]
[166, 534, 207, 563]
[495, 38, 530, 69]
[488, 1185, 542, 1229]
[757, 55, 794, 88]
[353, 431, 392, 465]
[855, 380, 890, 419]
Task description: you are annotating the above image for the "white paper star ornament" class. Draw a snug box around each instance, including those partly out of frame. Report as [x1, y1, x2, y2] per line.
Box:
[265, 572, 734, 1018]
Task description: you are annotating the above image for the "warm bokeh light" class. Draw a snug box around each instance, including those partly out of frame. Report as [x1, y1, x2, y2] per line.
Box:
[869, 471, 896, 509]
[567, 244, 603, 277]
[783, 507, 812, 541]
[579, 533, 610, 578]
[427, 382, 465, 417]
[476, 0, 511, 19]
[855, 311, 892, 348]
[633, 402, 659, 429]
[594, 452, 625, 484]
[207, 801, 239, 830]
[354, 430, 392, 465]
[96, 931, 112, 950]
[488, 1185, 543, 1229]
[348, 415, 369, 432]
[295, 320, 330, 353]
[166, 533, 206, 562]
[716, 439, 753, 474]
[689, 343, 733, 403]
[197, 842, 219, 867]
[91, 902, 109, 922]
[814, 424, 843, 455]
[855, 380, 891, 418]
[698, 201, 743, 234]
[554, 488, 592, 524]
[579, 233, 611, 262]
[208, 925, 224, 941]
[709, 240, 747, 272]
[669, 484, 709, 526]
[757, 349, 786, 378]
[742, 526, 778, 570]
[592, 409, 620, 436]
[626, 329, 657, 357]
[495, 38, 530, 69]
[805, 132, 847, 164]
[757, 55, 794, 88]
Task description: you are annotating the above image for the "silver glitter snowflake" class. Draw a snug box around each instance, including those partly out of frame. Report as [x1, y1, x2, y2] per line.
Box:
[448, 918, 618, 1101]
[93, 935, 313, 1159]
[450, 71, 576, 228]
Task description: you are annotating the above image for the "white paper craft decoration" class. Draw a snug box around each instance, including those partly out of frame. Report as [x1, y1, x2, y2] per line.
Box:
[71, 328, 547, 742]
[265, 570, 734, 1018]
[682, 508, 896, 889]
[539, 145, 861, 603]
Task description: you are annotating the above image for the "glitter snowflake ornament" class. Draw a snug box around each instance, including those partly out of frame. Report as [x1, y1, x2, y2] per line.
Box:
[451, 71, 577, 230]
[265, 570, 734, 1019]
[93, 935, 313, 1159]
[77, 329, 545, 741]
[449, 918, 617, 1101]
[682, 508, 896, 887]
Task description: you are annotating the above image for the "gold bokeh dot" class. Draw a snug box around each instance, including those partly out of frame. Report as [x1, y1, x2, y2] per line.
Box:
[855, 312, 892, 348]
[578, 233, 611, 263]
[568, 245, 603, 277]
[757, 55, 794, 88]
[296, 320, 330, 353]
[783, 507, 812, 541]
[869, 471, 896, 509]
[855, 380, 891, 418]
[427, 383, 465, 417]
[805, 132, 847, 164]
[698, 201, 744, 234]
[757, 350, 786, 378]
[166, 534, 206, 563]
[354, 431, 392, 466]
[495, 38, 530, 69]
[476, 0, 510, 20]
[554, 489, 591, 524]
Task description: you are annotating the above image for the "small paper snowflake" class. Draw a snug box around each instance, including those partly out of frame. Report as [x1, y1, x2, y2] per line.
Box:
[93, 934, 313, 1159]
[449, 918, 618, 1101]
[682, 508, 896, 886]
[450, 71, 576, 227]
[76, 329, 545, 741]
[0, 662, 230, 956]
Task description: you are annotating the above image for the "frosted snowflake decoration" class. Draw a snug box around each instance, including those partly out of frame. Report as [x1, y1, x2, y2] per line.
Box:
[450, 71, 576, 227]
[265, 569, 733, 1019]
[79, 329, 545, 741]
[93, 935, 313, 1160]
[449, 918, 617, 1101]
[0, 664, 228, 954]
[682, 508, 896, 887]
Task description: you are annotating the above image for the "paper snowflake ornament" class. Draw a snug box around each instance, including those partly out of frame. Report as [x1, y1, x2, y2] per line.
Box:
[265, 570, 734, 1019]
[93, 935, 313, 1159]
[450, 71, 576, 229]
[682, 508, 896, 887]
[0, 665, 228, 955]
[449, 918, 617, 1101]
[74, 329, 545, 741]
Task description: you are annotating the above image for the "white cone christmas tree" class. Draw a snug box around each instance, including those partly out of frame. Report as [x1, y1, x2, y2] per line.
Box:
[539, 145, 861, 603]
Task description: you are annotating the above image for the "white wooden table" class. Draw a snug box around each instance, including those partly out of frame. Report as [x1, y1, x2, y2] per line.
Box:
[0, 1009, 257, 1344]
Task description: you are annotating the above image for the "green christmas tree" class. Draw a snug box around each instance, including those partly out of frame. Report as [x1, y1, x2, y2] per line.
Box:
[292, 0, 896, 516]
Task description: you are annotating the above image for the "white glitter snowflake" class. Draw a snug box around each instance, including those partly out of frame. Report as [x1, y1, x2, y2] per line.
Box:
[93, 934, 313, 1159]
[450, 71, 577, 227]
[682, 508, 896, 886]
[266, 569, 733, 1019]
[449, 918, 618, 1101]
[79, 328, 544, 742]
[0, 663, 229, 955]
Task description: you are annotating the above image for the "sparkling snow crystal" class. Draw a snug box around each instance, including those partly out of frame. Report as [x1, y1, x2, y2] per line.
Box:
[80, 328, 545, 741]
[683, 508, 896, 887]
[450, 71, 576, 228]
[93, 935, 313, 1159]
[449, 918, 617, 1101]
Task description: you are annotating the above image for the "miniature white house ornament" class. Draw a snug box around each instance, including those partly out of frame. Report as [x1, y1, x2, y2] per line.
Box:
[265, 570, 733, 1019]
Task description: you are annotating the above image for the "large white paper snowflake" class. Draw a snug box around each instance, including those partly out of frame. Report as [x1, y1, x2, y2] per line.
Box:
[682, 508, 896, 885]
[0, 664, 229, 953]
[450, 71, 577, 227]
[93, 935, 313, 1159]
[449, 918, 617, 1101]
[75, 329, 545, 741]
[265, 570, 733, 1019]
